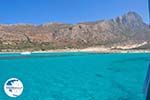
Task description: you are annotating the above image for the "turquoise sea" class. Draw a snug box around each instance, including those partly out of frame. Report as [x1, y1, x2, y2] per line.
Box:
[0, 53, 149, 100]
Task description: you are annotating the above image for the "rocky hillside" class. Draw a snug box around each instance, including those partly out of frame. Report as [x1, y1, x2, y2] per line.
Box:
[0, 12, 150, 51]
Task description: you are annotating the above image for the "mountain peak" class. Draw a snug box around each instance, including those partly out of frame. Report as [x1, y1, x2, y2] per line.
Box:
[115, 12, 143, 27]
[126, 11, 141, 16]
[125, 11, 143, 21]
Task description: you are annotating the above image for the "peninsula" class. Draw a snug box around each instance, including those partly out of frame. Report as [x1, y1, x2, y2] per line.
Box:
[0, 12, 150, 53]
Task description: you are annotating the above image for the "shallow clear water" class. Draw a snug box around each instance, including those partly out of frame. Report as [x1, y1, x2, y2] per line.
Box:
[0, 53, 149, 100]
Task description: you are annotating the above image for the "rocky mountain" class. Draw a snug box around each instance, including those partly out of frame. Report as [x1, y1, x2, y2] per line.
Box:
[0, 12, 150, 51]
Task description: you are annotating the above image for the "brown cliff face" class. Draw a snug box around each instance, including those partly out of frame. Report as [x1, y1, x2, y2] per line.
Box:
[0, 12, 150, 51]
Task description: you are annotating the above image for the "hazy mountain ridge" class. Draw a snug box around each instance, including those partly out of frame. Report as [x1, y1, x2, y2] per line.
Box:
[0, 12, 150, 51]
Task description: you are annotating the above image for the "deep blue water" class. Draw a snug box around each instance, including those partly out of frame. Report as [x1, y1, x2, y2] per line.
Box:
[0, 53, 149, 100]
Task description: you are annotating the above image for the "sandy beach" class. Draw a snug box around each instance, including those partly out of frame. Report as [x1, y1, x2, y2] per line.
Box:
[0, 47, 150, 54]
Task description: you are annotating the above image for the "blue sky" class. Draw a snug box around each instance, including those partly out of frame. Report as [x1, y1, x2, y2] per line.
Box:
[0, 0, 148, 24]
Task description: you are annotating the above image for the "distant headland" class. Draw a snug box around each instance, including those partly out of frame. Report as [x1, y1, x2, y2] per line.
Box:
[0, 12, 150, 53]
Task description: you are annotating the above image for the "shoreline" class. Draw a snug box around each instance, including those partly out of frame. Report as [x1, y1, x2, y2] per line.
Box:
[0, 47, 150, 54]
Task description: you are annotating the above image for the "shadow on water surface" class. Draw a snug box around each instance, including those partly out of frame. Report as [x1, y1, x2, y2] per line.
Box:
[111, 80, 134, 100]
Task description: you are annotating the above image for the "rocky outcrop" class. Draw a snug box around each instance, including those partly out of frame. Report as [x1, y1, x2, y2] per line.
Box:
[0, 12, 150, 51]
